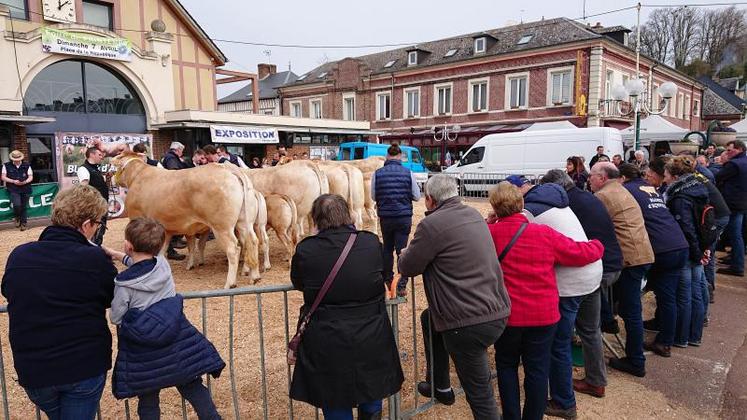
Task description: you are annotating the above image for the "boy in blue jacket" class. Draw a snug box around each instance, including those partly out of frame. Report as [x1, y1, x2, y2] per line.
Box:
[106, 217, 224, 420]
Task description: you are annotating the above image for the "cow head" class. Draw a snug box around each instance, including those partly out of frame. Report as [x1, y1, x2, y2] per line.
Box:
[111, 151, 145, 187]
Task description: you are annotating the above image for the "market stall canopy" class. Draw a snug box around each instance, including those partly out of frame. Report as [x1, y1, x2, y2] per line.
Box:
[524, 120, 578, 131]
[621, 115, 689, 146]
[730, 118, 747, 139]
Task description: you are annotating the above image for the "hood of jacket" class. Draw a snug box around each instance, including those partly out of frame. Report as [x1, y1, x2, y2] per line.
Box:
[115, 256, 172, 292]
[38, 225, 92, 246]
[119, 294, 183, 347]
[665, 174, 708, 204]
[523, 183, 569, 217]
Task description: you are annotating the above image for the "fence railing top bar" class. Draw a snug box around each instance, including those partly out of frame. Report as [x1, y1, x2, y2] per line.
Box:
[182, 284, 295, 299]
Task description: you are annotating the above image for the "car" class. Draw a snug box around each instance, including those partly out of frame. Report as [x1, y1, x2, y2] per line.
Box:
[337, 142, 429, 186]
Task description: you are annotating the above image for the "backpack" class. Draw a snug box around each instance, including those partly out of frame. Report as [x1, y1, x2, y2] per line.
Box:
[692, 199, 718, 252]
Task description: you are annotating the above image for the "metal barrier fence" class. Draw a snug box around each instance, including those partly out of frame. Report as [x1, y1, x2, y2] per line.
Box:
[0, 279, 468, 420]
[437, 172, 544, 198]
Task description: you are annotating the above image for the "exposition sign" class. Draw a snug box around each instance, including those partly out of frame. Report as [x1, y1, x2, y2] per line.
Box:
[0, 183, 59, 222]
[210, 125, 279, 144]
[41, 27, 132, 62]
[56, 132, 153, 218]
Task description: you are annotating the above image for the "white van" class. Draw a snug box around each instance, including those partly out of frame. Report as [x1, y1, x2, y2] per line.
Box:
[443, 127, 624, 193]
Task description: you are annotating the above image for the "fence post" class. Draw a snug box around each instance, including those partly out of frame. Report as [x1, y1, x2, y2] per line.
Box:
[388, 299, 401, 420]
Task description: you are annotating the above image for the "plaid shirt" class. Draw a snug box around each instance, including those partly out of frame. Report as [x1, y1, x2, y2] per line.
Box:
[488, 213, 604, 327]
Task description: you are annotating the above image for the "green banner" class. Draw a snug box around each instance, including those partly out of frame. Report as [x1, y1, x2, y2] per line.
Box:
[41, 27, 132, 62]
[0, 183, 59, 222]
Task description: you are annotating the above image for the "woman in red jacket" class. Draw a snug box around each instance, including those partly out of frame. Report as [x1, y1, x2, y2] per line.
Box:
[487, 182, 604, 420]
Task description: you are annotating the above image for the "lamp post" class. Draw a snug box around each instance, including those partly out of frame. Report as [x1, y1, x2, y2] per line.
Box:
[608, 79, 678, 151]
[432, 124, 460, 170]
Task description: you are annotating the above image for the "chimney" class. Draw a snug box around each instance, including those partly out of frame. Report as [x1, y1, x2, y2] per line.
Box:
[258, 63, 277, 80]
[593, 22, 603, 29]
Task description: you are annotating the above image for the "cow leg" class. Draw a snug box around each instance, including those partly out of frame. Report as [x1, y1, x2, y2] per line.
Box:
[366, 207, 379, 235]
[254, 223, 271, 272]
[306, 214, 315, 236]
[212, 230, 241, 289]
[185, 235, 198, 270]
[273, 226, 294, 262]
[197, 233, 209, 266]
[236, 222, 261, 283]
[354, 208, 364, 230]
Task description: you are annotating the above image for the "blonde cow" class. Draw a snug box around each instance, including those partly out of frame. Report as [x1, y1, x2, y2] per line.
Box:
[253, 190, 271, 272]
[245, 160, 329, 239]
[316, 161, 365, 229]
[112, 153, 260, 289]
[335, 156, 385, 233]
[265, 194, 299, 261]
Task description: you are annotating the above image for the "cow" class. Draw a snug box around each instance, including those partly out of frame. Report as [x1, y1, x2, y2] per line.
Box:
[316, 161, 365, 229]
[254, 190, 271, 272]
[111, 152, 260, 289]
[332, 156, 384, 233]
[244, 160, 329, 239]
[265, 194, 299, 261]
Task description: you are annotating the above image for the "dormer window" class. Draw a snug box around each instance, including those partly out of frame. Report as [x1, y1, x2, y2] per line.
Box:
[444, 49, 458, 58]
[317, 72, 327, 79]
[384, 60, 396, 68]
[408, 51, 418, 66]
[474, 37, 486, 54]
[297, 73, 309, 81]
[518, 34, 533, 45]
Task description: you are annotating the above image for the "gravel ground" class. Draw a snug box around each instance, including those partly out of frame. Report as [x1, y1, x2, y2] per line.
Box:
[0, 200, 708, 419]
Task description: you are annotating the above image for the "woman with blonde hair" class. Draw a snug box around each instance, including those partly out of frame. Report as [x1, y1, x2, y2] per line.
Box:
[2, 185, 116, 420]
[487, 182, 603, 420]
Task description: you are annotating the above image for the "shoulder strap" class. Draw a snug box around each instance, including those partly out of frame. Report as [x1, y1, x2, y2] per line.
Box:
[498, 223, 527, 262]
[305, 233, 358, 317]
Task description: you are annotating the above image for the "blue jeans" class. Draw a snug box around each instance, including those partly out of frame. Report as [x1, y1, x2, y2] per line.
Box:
[380, 216, 412, 287]
[24, 373, 106, 420]
[706, 216, 730, 289]
[648, 249, 689, 346]
[322, 400, 382, 420]
[9, 191, 29, 224]
[138, 377, 219, 420]
[675, 263, 705, 346]
[692, 266, 707, 344]
[725, 211, 746, 272]
[549, 296, 582, 410]
[615, 264, 651, 368]
[495, 323, 557, 420]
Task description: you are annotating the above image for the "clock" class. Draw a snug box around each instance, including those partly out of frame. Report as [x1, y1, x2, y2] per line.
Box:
[42, 0, 77, 23]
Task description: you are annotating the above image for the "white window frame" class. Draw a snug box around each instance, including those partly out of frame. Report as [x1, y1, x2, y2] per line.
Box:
[474, 37, 486, 54]
[289, 100, 302, 118]
[376, 91, 391, 121]
[546, 66, 574, 106]
[677, 92, 684, 119]
[693, 99, 700, 118]
[684, 94, 691, 121]
[403, 87, 421, 118]
[505, 72, 530, 110]
[468, 77, 489, 113]
[342, 92, 356, 121]
[433, 82, 454, 116]
[408, 51, 418, 66]
[309, 98, 322, 119]
[605, 70, 615, 100]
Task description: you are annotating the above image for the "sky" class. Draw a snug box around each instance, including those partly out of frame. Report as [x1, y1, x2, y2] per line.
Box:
[176, 0, 747, 98]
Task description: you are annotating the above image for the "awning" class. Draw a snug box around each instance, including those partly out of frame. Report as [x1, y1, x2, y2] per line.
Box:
[153, 121, 382, 136]
[0, 115, 56, 125]
[28, 137, 52, 154]
[620, 115, 692, 146]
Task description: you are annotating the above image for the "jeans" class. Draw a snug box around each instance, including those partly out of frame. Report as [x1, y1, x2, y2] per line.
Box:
[614, 264, 651, 368]
[600, 271, 621, 326]
[9, 191, 29, 225]
[420, 309, 506, 420]
[380, 216, 412, 288]
[576, 289, 606, 388]
[322, 400, 382, 420]
[494, 323, 557, 420]
[24, 373, 106, 420]
[648, 249, 689, 346]
[675, 262, 705, 346]
[706, 216, 730, 290]
[138, 377, 220, 420]
[725, 211, 746, 272]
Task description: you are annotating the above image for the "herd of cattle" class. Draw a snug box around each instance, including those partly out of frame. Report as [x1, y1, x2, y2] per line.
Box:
[111, 153, 385, 288]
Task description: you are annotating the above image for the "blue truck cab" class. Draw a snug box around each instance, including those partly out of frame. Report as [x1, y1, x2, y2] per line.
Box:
[337, 142, 429, 186]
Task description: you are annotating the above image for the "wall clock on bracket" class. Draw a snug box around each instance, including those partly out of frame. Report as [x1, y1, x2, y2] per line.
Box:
[43, 0, 77, 23]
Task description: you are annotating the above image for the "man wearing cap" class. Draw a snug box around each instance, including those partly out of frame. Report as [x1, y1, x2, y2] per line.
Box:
[2, 150, 33, 231]
[160, 141, 188, 260]
[505, 175, 533, 195]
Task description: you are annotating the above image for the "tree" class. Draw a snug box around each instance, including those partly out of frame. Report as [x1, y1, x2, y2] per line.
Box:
[634, 9, 671, 64]
[669, 7, 700, 69]
[697, 7, 747, 74]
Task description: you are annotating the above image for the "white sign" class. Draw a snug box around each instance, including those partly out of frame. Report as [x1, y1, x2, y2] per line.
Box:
[210, 125, 279, 144]
[41, 28, 132, 62]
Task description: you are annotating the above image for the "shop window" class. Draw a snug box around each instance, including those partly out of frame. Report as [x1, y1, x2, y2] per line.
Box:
[83, 1, 113, 30]
[1, 0, 27, 19]
[24, 60, 145, 115]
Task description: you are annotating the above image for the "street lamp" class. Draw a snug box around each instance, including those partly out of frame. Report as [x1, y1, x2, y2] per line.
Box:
[432, 124, 460, 170]
[608, 80, 677, 151]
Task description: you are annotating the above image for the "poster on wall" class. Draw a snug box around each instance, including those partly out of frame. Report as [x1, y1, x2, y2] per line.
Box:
[309, 146, 340, 161]
[56, 132, 153, 218]
[41, 27, 133, 62]
[0, 183, 59, 222]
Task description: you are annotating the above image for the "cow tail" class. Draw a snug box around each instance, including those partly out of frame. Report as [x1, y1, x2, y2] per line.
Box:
[342, 165, 356, 214]
[227, 165, 259, 269]
[282, 194, 299, 246]
[309, 164, 329, 195]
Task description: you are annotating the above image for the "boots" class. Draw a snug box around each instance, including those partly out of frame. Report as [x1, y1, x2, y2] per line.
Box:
[358, 409, 382, 420]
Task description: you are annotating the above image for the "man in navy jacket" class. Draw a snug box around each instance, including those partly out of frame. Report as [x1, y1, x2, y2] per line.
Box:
[716, 140, 747, 276]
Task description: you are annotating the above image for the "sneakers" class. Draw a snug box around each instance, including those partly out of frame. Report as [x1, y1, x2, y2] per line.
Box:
[643, 319, 660, 332]
[608, 357, 645, 377]
[601, 319, 620, 334]
[572, 379, 605, 398]
[545, 399, 577, 419]
[19, 223, 27, 231]
[717, 267, 744, 276]
[644, 341, 671, 357]
[416, 381, 455, 406]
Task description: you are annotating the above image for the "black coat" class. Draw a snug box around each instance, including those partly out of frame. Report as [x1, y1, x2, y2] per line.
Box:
[289, 226, 403, 408]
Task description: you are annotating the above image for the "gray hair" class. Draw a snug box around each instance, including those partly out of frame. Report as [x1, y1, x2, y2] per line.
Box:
[425, 174, 458, 203]
[170, 141, 185, 150]
[541, 169, 575, 191]
[593, 161, 621, 179]
[634, 150, 645, 158]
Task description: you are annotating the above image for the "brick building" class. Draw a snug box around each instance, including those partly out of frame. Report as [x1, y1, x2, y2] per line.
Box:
[280, 18, 704, 169]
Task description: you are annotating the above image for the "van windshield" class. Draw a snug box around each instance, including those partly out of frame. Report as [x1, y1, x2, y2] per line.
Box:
[411, 150, 422, 164]
[353, 147, 365, 159]
[459, 147, 485, 166]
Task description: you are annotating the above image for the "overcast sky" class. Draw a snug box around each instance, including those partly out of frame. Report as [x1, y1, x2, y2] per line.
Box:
[177, 0, 746, 98]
